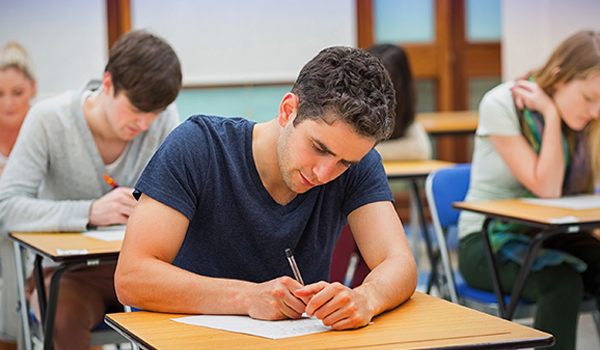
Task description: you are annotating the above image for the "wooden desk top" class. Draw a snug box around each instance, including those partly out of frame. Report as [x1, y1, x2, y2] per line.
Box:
[416, 111, 478, 135]
[454, 197, 600, 228]
[9, 232, 122, 263]
[383, 160, 455, 179]
[105, 292, 552, 350]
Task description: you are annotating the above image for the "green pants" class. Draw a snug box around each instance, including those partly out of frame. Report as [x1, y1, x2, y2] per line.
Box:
[459, 231, 600, 350]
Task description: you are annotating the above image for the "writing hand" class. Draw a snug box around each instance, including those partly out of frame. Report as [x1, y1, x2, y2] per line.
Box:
[247, 276, 306, 321]
[294, 281, 374, 330]
[89, 187, 137, 226]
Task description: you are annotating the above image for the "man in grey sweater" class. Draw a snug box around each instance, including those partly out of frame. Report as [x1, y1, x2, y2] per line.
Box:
[0, 30, 181, 349]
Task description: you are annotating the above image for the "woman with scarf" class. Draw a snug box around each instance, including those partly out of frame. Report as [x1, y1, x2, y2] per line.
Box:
[458, 30, 600, 350]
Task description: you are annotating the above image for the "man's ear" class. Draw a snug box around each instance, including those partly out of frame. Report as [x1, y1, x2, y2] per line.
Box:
[277, 93, 299, 128]
[102, 72, 114, 96]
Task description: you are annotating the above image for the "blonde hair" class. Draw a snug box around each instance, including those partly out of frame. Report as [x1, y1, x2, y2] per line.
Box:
[0, 42, 35, 82]
[533, 31, 600, 96]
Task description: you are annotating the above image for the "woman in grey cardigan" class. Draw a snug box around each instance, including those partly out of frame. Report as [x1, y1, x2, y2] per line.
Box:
[0, 30, 182, 350]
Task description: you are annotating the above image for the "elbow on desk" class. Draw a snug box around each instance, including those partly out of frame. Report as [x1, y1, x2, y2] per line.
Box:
[113, 265, 139, 308]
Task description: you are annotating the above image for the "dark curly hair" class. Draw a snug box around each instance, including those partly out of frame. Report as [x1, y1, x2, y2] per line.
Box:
[105, 30, 182, 113]
[291, 46, 396, 143]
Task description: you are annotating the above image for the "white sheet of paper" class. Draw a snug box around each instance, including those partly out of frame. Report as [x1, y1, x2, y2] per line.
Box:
[83, 225, 127, 241]
[520, 195, 600, 210]
[171, 314, 332, 339]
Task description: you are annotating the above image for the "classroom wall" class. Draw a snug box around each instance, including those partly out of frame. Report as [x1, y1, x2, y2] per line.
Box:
[0, 0, 107, 99]
[502, 0, 600, 81]
[0, 0, 354, 100]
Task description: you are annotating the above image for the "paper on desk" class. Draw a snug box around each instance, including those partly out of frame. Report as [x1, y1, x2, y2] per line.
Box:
[83, 225, 126, 241]
[171, 314, 332, 339]
[520, 195, 600, 210]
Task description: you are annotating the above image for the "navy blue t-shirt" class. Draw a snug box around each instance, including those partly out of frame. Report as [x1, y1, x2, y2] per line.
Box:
[135, 115, 393, 284]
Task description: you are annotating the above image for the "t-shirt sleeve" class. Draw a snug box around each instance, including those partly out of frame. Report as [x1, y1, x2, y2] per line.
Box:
[477, 82, 522, 137]
[340, 149, 393, 217]
[134, 120, 206, 220]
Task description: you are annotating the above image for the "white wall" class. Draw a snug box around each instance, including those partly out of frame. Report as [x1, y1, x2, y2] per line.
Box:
[0, 0, 355, 98]
[131, 0, 356, 86]
[0, 0, 107, 99]
[502, 0, 600, 81]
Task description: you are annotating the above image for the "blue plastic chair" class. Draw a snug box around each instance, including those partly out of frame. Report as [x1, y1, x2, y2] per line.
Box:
[425, 163, 600, 328]
[424, 163, 538, 317]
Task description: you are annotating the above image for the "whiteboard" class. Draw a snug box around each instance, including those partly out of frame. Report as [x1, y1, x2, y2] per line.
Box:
[0, 0, 107, 98]
[131, 0, 356, 86]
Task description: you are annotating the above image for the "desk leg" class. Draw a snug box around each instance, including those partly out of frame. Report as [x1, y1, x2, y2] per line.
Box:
[481, 218, 507, 317]
[505, 229, 563, 319]
[409, 180, 437, 293]
[13, 242, 33, 350]
[33, 255, 47, 325]
[481, 217, 564, 319]
[41, 262, 85, 350]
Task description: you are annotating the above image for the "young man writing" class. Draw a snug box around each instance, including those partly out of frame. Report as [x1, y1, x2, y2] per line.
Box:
[0, 30, 181, 349]
[115, 46, 417, 329]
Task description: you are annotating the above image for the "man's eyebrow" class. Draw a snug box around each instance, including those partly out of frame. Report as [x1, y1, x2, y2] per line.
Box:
[314, 139, 360, 166]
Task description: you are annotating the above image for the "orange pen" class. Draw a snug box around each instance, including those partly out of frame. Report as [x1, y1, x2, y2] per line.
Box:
[103, 174, 119, 189]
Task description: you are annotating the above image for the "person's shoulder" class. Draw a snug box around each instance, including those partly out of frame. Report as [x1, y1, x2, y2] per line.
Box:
[21, 90, 77, 131]
[27, 90, 74, 116]
[480, 81, 515, 109]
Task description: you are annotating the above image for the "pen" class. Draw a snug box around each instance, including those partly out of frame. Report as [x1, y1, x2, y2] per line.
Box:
[103, 174, 119, 189]
[285, 248, 304, 286]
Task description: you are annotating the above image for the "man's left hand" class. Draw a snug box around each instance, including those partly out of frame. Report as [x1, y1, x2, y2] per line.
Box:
[293, 281, 374, 330]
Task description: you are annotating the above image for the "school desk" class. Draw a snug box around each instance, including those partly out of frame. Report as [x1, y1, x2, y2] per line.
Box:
[453, 196, 600, 319]
[104, 291, 553, 350]
[416, 111, 479, 136]
[10, 232, 122, 350]
[383, 160, 455, 293]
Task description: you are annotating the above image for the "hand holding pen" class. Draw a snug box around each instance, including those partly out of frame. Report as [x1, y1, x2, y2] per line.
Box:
[88, 174, 136, 227]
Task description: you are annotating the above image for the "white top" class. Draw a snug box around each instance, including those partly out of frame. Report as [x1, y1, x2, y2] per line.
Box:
[375, 121, 432, 161]
[0, 152, 7, 171]
[458, 81, 528, 239]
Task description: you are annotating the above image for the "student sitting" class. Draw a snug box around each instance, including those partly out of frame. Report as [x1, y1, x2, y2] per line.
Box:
[115, 46, 418, 329]
[458, 30, 600, 350]
[0, 30, 182, 350]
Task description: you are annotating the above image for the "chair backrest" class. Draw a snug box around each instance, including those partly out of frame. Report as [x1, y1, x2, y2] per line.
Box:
[425, 163, 471, 303]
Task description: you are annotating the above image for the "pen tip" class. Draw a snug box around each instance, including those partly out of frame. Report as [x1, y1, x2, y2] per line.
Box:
[285, 248, 292, 257]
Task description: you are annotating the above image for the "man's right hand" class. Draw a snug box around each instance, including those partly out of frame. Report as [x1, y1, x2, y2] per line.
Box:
[89, 187, 137, 226]
[247, 276, 307, 320]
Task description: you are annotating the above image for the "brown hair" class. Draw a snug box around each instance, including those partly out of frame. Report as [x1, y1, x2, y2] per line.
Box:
[0, 42, 35, 82]
[105, 30, 182, 112]
[291, 46, 396, 143]
[533, 31, 600, 96]
[368, 44, 416, 139]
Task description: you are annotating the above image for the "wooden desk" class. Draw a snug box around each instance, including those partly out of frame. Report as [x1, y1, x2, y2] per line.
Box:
[416, 111, 478, 136]
[105, 292, 553, 350]
[384, 160, 455, 293]
[384, 160, 455, 180]
[453, 197, 600, 319]
[10, 232, 123, 350]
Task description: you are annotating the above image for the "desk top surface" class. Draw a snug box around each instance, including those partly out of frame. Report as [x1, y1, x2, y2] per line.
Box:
[383, 160, 455, 179]
[454, 198, 600, 227]
[106, 292, 552, 350]
[416, 111, 478, 135]
[9, 232, 122, 263]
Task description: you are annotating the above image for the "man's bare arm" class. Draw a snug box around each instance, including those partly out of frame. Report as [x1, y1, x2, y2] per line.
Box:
[115, 194, 306, 319]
